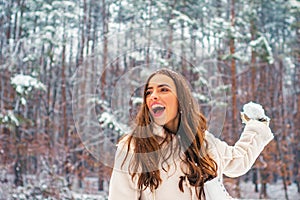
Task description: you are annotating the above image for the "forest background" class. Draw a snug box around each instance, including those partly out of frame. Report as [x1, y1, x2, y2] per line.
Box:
[0, 0, 299, 199]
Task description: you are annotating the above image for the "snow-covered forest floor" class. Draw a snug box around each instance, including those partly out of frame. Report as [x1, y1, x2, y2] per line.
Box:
[239, 181, 298, 200]
[0, 174, 298, 200]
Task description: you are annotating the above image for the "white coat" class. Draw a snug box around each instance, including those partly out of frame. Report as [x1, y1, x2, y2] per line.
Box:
[108, 120, 274, 200]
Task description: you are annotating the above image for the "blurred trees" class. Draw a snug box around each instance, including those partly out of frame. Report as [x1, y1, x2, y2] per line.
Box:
[0, 0, 299, 198]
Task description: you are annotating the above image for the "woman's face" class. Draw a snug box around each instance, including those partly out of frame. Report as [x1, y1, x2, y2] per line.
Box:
[145, 74, 179, 131]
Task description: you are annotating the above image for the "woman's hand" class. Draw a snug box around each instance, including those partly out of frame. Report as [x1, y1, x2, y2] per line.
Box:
[240, 102, 270, 126]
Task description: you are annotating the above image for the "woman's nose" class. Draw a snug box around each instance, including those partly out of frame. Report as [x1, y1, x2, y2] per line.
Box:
[150, 90, 158, 100]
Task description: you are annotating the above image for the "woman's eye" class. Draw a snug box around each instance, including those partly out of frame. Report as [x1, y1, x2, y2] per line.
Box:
[160, 88, 169, 92]
[145, 90, 152, 96]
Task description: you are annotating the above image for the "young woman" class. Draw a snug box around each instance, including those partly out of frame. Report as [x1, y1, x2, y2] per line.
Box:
[108, 68, 273, 200]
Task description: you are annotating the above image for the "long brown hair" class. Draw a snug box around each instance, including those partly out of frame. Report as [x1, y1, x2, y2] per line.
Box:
[122, 68, 217, 199]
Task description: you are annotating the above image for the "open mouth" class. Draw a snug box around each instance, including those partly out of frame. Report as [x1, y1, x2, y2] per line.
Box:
[151, 104, 165, 116]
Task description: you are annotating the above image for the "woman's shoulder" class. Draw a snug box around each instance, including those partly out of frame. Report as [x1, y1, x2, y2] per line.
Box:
[117, 134, 130, 145]
[117, 134, 135, 152]
[204, 131, 221, 146]
[113, 134, 135, 172]
[203, 131, 223, 164]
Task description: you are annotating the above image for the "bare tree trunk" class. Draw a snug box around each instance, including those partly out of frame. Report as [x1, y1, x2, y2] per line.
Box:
[78, 0, 87, 67]
[99, 0, 109, 190]
[18, 0, 25, 40]
[229, 0, 240, 197]
[250, 19, 257, 100]
[181, 21, 187, 76]
[62, 24, 67, 147]
[296, 78, 300, 191]
[252, 169, 258, 192]
[166, 1, 176, 60]
[293, 14, 300, 194]
[230, 0, 237, 140]
[0, 1, 11, 62]
[259, 178, 267, 198]
[5, 1, 12, 43]
[146, 0, 152, 68]
[277, 61, 290, 200]
[12, 0, 26, 187]
[14, 126, 24, 186]
[101, 0, 108, 99]
[76, 0, 88, 189]
[12, 1, 19, 40]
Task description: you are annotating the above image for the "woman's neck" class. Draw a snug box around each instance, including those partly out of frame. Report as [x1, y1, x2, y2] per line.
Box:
[152, 123, 165, 137]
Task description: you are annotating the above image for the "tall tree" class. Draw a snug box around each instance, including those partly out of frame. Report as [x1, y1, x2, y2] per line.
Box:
[229, 0, 240, 197]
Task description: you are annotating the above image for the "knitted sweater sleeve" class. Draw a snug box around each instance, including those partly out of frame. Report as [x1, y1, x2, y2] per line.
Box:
[206, 120, 274, 177]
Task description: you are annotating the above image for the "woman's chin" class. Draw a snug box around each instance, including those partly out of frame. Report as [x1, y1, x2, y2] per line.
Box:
[153, 120, 166, 126]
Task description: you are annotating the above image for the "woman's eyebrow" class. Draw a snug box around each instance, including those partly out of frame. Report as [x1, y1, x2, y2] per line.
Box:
[158, 84, 171, 88]
[146, 84, 171, 90]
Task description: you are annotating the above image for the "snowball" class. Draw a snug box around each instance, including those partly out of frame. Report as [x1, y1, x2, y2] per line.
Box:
[241, 101, 270, 121]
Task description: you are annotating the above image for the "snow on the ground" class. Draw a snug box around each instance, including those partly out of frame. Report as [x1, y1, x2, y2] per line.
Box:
[239, 181, 299, 200]
[1, 174, 298, 200]
[72, 192, 107, 200]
